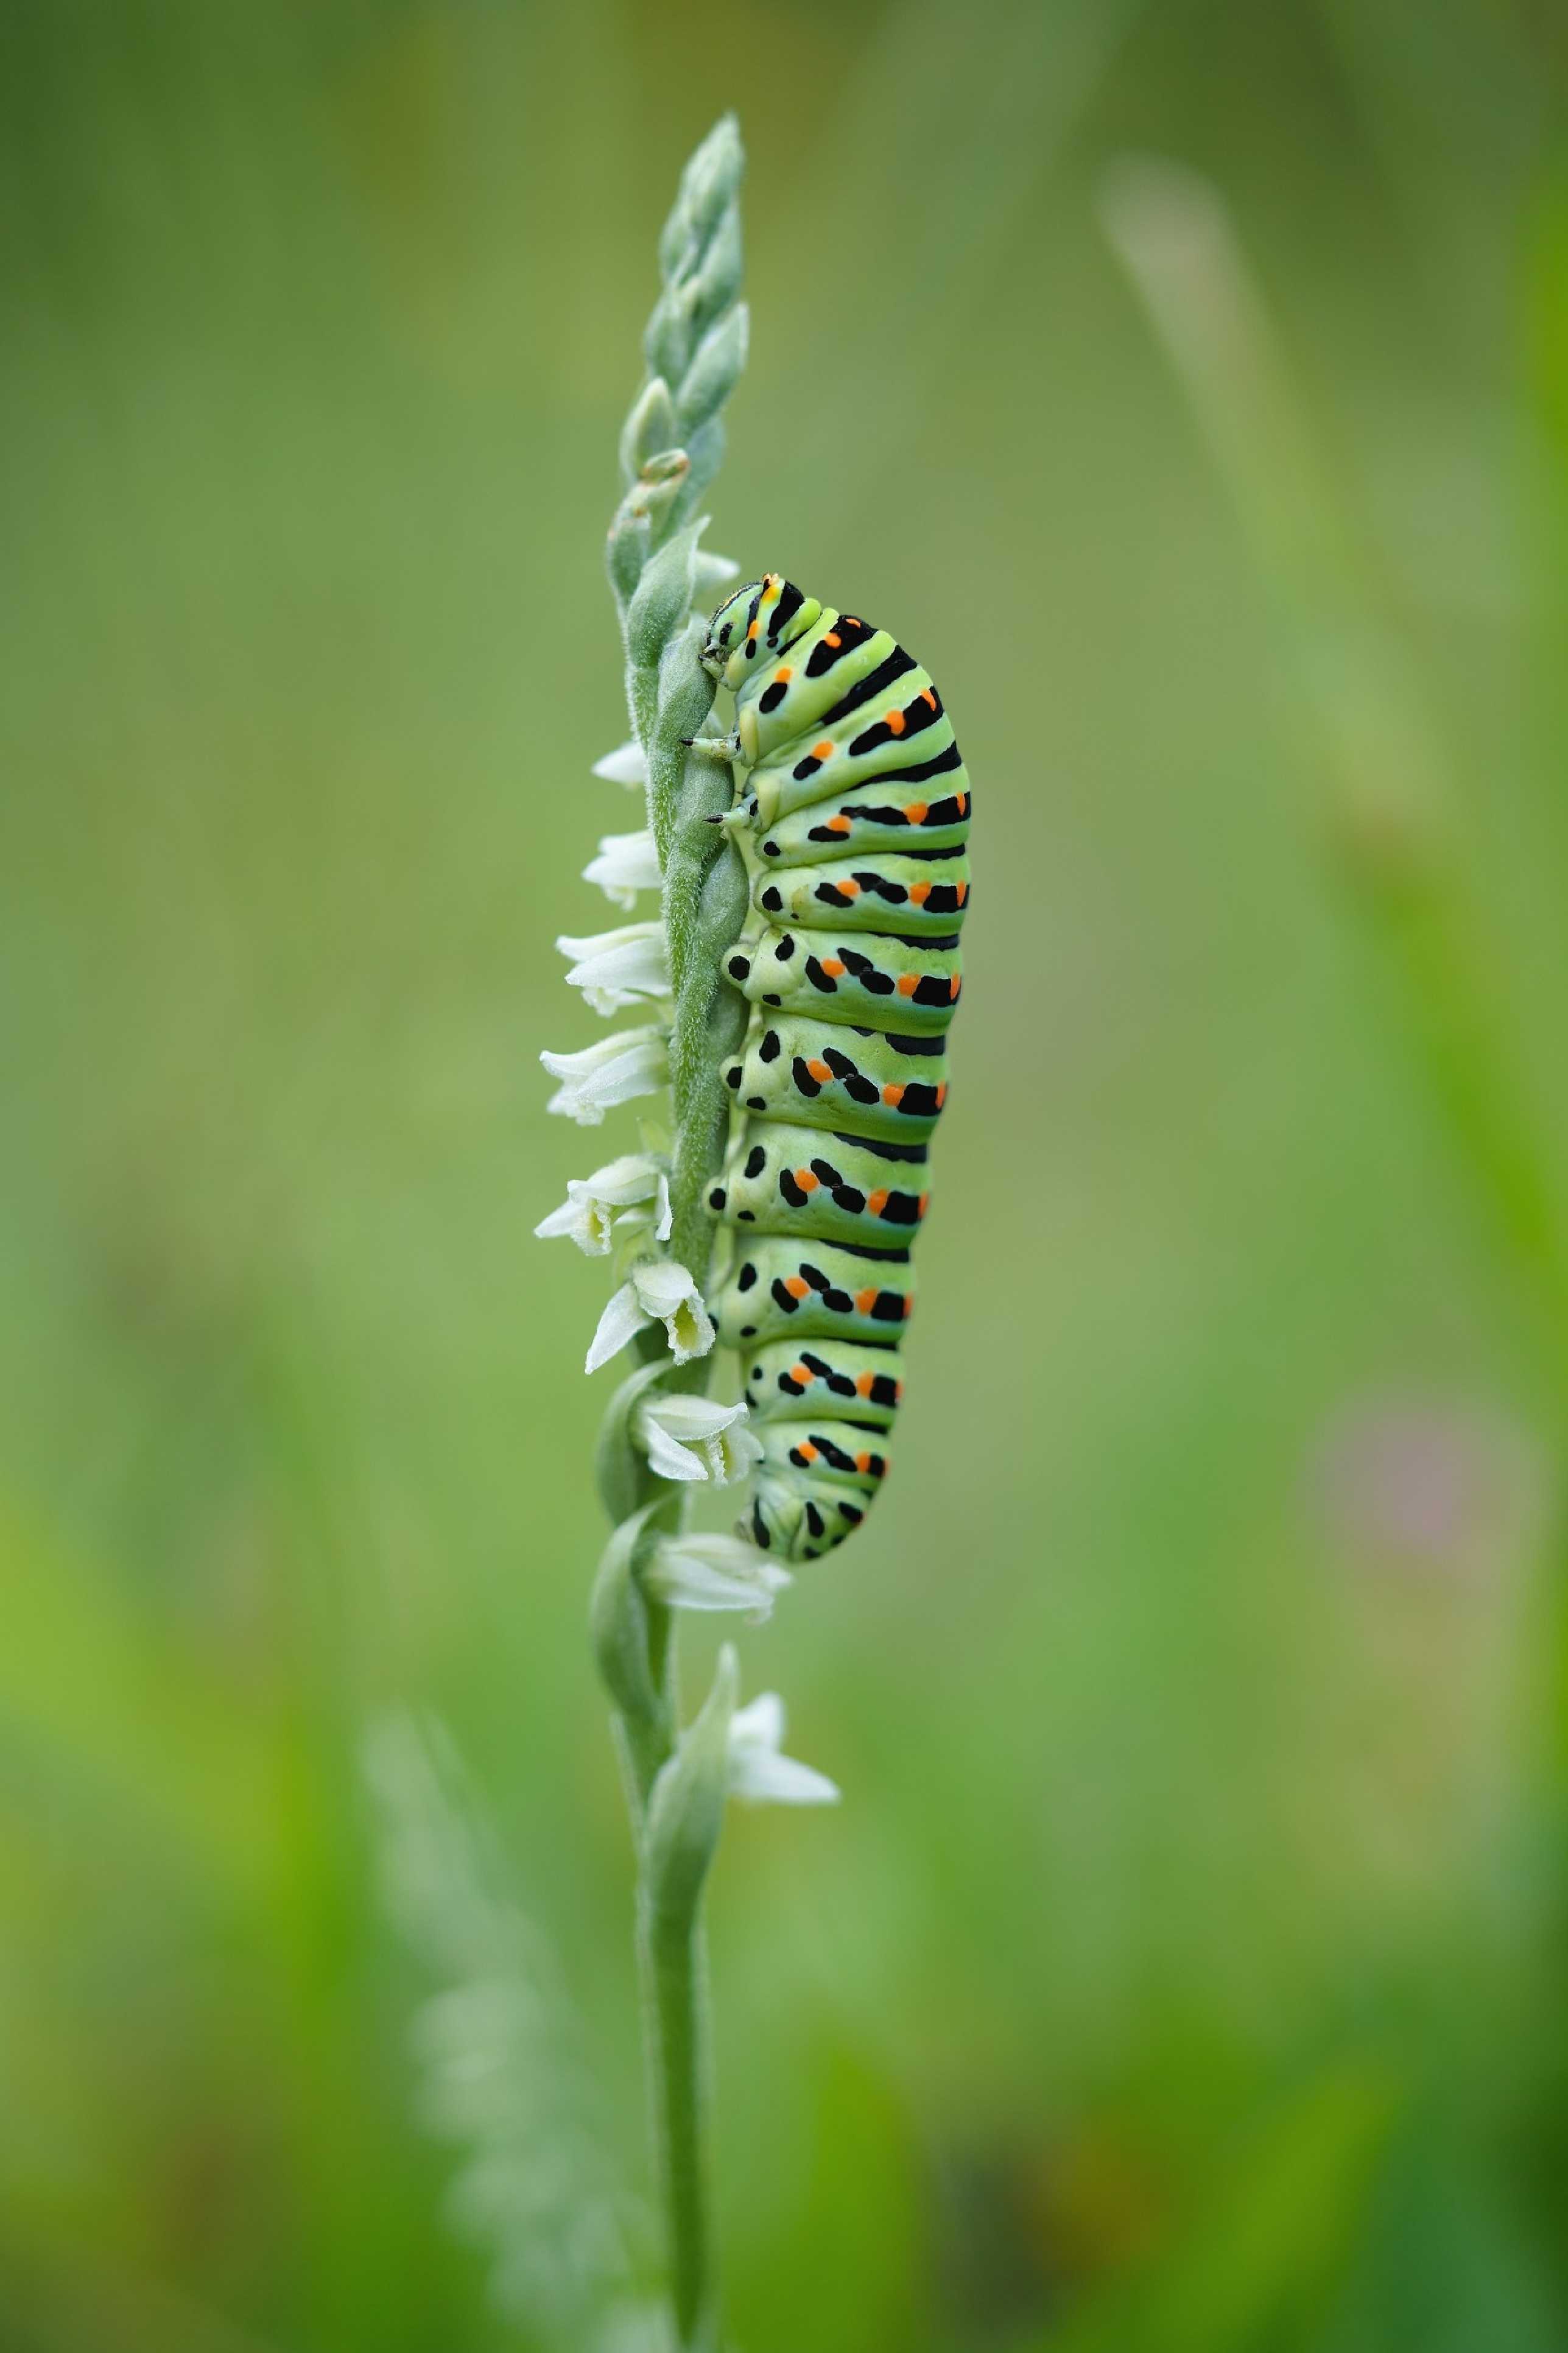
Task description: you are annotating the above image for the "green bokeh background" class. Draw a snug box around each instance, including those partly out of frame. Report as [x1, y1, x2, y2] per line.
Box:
[6, 2, 1568, 2346]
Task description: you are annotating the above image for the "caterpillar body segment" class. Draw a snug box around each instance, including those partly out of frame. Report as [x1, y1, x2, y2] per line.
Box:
[723, 1014, 949, 1144]
[748, 1457, 873, 1556]
[752, 853, 971, 934]
[725, 925, 962, 1032]
[752, 1423, 888, 1556]
[751, 770, 972, 864]
[742, 1338, 905, 1429]
[737, 729, 964, 831]
[701, 574, 969, 1561]
[736, 664, 958, 826]
[708, 1119, 931, 1252]
[711, 1236, 915, 1351]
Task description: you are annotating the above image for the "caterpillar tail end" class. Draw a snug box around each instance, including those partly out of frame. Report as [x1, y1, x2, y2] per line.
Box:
[740, 1468, 873, 1564]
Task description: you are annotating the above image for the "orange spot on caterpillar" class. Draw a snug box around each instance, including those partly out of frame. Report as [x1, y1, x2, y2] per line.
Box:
[867, 1188, 889, 1217]
[916, 1192, 929, 1218]
[774, 665, 793, 683]
[904, 802, 928, 824]
[784, 1275, 809, 1299]
[885, 709, 907, 736]
[806, 1059, 832, 1083]
[823, 631, 842, 648]
[955, 790, 968, 815]
[747, 622, 759, 641]
[825, 814, 851, 834]
[854, 1286, 879, 1315]
[881, 1083, 905, 1107]
[920, 688, 936, 709]
[955, 880, 968, 906]
[790, 1363, 812, 1384]
[843, 617, 860, 628]
[811, 739, 834, 760]
[796, 1440, 819, 1463]
[837, 877, 861, 897]
[909, 880, 931, 906]
[856, 1451, 874, 1474]
[935, 1082, 947, 1108]
[896, 973, 918, 996]
[855, 1371, 875, 1398]
[949, 976, 961, 999]
[822, 957, 846, 978]
[894, 1380, 905, 1401]
[794, 1167, 820, 1192]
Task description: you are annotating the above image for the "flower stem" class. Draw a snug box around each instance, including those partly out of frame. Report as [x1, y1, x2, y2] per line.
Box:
[593, 114, 749, 2347]
[638, 1892, 716, 2351]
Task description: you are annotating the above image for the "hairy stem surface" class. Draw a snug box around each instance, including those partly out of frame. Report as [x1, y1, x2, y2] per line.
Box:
[638, 1902, 715, 2349]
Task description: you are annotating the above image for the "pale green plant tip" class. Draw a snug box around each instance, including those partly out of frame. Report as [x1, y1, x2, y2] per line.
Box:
[635, 114, 747, 543]
[679, 304, 750, 431]
[619, 376, 680, 480]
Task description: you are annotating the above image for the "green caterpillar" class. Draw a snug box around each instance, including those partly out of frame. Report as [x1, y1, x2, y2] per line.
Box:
[699, 575, 971, 1562]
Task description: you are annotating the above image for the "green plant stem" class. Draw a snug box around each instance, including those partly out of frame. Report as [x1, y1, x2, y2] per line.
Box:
[592, 115, 748, 2346]
[614, 566, 745, 2353]
[616, 1599, 675, 1812]
[638, 1893, 715, 2351]
[594, 1450, 711, 2348]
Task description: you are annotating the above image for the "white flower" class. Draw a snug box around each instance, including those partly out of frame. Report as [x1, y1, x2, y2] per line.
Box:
[556, 923, 670, 1017]
[633, 1258, 716, 1363]
[635, 1393, 762, 1484]
[592, 741, 647, 788]
[585, 1257, 715, 1373]
[726, 1692, 840, 1805]
[583, 829, 662, 911]
[541, 1027, 667, 1126]
[533, 1154, 672, 1256]
[644, 1533, 792, 1621]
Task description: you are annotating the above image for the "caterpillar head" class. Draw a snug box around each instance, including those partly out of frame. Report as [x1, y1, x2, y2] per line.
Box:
[703, 573, 821, 689]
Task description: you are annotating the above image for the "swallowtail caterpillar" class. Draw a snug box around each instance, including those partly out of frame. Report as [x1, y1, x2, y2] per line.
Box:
[699, 574, 970, 1562]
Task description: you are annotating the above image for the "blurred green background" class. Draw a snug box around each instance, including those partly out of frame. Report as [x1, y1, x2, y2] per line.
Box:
[5, 1, 1568, 2346]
